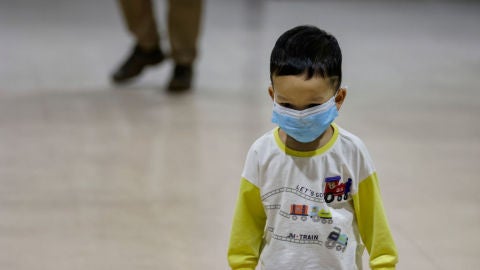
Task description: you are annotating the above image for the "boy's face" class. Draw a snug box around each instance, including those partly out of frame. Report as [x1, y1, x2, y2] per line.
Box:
[268, 74, 346, 111]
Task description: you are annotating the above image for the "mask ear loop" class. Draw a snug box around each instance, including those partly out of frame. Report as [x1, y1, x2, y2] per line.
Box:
[272, 95, 279, 106]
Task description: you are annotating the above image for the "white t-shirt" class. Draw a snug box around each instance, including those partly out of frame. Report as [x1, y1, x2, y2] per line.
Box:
[228, 124, 397, 270]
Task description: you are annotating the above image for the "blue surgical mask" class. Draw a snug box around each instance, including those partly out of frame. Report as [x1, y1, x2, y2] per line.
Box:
[271, 96, 338, 143]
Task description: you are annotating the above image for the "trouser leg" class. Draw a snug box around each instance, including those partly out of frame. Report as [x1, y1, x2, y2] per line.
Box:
[117, 0, 160, 50]
[168, 0, 203, 65]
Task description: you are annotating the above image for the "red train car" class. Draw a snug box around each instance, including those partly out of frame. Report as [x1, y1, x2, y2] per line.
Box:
[290, 204, 308, 221]
[324, 176, 352, 203]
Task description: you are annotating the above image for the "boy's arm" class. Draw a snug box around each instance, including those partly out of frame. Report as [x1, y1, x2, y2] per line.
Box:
[352, 172, 399, 270]
[228, 178, 267, 270]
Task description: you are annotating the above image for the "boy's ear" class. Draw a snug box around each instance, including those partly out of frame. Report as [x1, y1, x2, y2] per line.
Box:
[335, 87, 347, 110]
[268, 85, 275, 101]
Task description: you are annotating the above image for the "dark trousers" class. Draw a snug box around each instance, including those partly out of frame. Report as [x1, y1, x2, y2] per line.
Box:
[117, 0, 202, 65]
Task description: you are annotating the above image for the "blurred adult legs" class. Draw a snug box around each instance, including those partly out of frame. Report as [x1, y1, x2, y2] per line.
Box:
[167, 0, 202, 90]
[112, 0, 203, 91]
[118, 0, 160, 50]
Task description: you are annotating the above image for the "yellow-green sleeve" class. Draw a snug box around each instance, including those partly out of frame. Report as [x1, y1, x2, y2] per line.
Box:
[228, 178, 267, 270]
[352, 173, 399, 269]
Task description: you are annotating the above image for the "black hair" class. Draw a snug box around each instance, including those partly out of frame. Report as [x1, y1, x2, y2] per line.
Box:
[270, 25, 342, 90]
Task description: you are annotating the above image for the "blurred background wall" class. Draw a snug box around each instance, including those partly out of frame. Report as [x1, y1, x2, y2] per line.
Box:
[1, 0, 479, 269]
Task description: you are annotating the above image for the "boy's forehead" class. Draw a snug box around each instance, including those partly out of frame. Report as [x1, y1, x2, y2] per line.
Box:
[272, 75, 334, 98]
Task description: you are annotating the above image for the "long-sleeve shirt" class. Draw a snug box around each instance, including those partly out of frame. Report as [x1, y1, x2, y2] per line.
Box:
[228, 124, 398, 270]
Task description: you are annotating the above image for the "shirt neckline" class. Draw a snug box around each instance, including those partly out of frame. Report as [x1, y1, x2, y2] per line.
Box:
[273, 123, 339, 157]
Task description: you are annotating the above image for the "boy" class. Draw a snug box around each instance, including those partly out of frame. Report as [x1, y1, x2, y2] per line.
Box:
[227, 25, 398, 269]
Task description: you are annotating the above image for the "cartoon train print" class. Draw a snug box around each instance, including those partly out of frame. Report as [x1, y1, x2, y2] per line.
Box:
[324, 176, 352, 203]
[289, 204, 333, 224]
[325, 226, 348, 252]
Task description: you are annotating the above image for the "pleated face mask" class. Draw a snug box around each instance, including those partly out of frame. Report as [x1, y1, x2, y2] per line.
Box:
[271, 96, 338, 143]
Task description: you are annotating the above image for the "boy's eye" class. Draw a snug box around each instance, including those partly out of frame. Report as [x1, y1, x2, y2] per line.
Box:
[280, 103, 293, 109]
[280, 103, 320, 110]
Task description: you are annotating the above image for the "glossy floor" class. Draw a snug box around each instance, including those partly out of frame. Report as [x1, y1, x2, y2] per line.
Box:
[1, 0, 479, 269]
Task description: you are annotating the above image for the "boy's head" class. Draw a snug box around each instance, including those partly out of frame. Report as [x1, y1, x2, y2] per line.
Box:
[268, 25, 347, 144]
[270, 25, 342, 91]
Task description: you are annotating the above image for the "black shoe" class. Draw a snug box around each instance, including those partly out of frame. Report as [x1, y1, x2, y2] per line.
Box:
[167, 64, 193, 91]
[112, 45, 165, 84]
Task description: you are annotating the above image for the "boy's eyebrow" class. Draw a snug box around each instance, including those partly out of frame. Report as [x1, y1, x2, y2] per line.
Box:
[275, 94, 330, 102]
[274, 94, 288, 100]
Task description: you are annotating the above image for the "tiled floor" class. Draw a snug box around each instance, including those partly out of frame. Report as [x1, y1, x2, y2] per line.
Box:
[1, 0, 479, 269]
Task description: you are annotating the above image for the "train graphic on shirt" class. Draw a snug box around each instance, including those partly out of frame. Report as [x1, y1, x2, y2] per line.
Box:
[324, 176, 352, 203]
[271, 227, 348, 253]
[262, 175, 352, 204]
[326, 226, 348, 252]
[289, 204, 333, 224]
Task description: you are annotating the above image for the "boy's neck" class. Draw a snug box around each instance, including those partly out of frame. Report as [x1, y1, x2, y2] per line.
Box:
[279, 125, 334, 152]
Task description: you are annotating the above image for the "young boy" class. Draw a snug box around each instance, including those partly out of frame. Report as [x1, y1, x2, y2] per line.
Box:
[227, 25, 398, 269]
